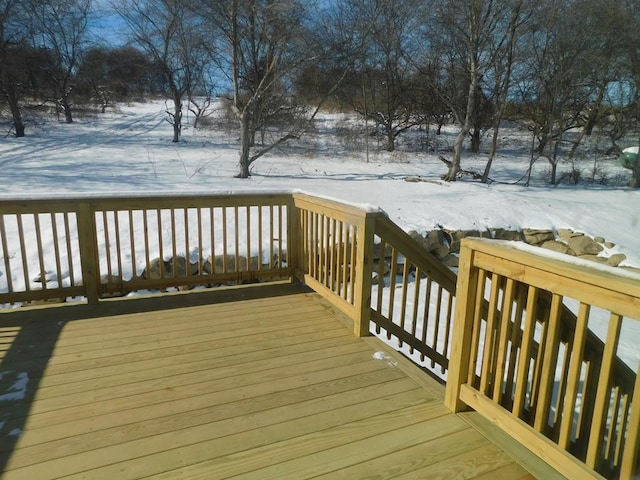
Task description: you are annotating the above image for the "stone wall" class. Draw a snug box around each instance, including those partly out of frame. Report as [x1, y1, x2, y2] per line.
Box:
[408, 227, 638, 273]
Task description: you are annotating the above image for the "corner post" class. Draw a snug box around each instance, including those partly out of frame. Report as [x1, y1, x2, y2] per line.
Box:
[287, 196, 301, 281]
[77, 202, 100, 305]
[445, 239, 480, 412]
[353, 212, 376, 337]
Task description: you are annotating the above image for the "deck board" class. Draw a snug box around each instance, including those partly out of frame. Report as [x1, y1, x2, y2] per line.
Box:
[0, 283, 540, 479]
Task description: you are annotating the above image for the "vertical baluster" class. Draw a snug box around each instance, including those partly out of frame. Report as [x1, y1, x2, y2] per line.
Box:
[432, 285, 443, 368]
[128, 211, 136, 279]
[114, 211, 123, 281]
[513, 286, 539, 417]
[348, 225, 357, 305]
[534, 293, 563, 433]
[16, 215, 30, 292]
[34, 213, 47, 291]
[409, 268, 421, 355]
[143, 210, 151, 279]
[184, 208, 190, 271]
[620, 356, 640, 479]
[506, 284, 527, 400]
[386, 247, 398, 339]
[51, 213, 63, 289]
[492, 278, 516, 402]
[102, 212, 111, 281]
[269, 205, 275, 271]
[397, 258, 411, 347]
[258, 206, 264, 271]
[336, 221, 343, 296]
[0, 215, 14, 294]
[246, 206, 251, 271]
[420, 278, 433, 362]
[587, 313, 623, 468]
[558, 303, 591, 449]
[278, 204, 283, 271]
[197, 208, 203, 276]
[479, 273, 501, 395]
[157, 209, 164, 279]
[170, 209, 178, 280]
[441, 291, 454, 373]
[214, 207, 217, 275]
[467, 270, 488, 385]
[234, 206, 240, 273]
[64, 213, 76, 286]
[222, 207, 228, 273]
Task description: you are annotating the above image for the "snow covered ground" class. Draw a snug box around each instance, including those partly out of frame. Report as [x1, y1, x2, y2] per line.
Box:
[1, 100, 638, 371]
[2, 101, 638, 266]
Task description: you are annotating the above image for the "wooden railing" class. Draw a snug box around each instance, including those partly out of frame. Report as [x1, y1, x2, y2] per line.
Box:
[0, 194, 291, 305]
[445, 238, 640, 480]
[1, 193, 638, 478]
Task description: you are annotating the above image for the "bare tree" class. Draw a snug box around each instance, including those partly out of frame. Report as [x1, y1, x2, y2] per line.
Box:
[425, 0, 513, 181]
[30, 0, 91, 124]
[0, 0, 29, 136]
[193, 0, 340, 178]
[335, 0, 424, 152]
[481, 0, 532, 182]
[116, 0, 207, 142]
[515, 0, 597, 184]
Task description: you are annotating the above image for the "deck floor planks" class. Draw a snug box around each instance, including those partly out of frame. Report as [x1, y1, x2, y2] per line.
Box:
[0, 284, 538, 479]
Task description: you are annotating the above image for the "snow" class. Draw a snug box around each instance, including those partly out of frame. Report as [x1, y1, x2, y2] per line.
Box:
[0, 99, 638, 374]
[0, 372, 29, 402]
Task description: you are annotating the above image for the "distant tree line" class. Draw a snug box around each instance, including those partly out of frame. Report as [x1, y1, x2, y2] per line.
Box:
[1, 0, 639, 185]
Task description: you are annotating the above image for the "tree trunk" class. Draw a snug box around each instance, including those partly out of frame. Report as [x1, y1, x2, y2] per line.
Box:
[482, 124, 500, 183]
[6, 88, 25, 137]
[237, 110, 252, 178]
[172, 93, 182, 143]
[630, 163, 640, 188]
[470, 127, 481, 153]
[61, 95, 73, 123]
[385, 125, 395, 152]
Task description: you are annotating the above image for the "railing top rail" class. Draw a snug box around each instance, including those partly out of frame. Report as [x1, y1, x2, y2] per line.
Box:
[292, 192, 384, 224]
[0, 192, 293, 213]
[462, 237, 640, 318]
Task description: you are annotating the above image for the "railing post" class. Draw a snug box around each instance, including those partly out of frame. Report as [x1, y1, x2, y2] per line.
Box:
[76, 202, 100, 305]
[287, 197, 301, 281]
[353, 213, 375, 337]
[445, 240, 479, 412]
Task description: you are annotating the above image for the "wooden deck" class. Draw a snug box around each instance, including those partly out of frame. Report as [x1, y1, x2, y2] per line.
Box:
[0, 283, 546, 480]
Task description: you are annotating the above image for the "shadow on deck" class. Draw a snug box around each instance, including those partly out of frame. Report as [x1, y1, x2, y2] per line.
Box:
[0, 283, 553, 479]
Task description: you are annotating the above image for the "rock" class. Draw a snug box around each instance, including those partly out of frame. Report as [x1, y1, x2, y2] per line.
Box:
[568, 235, 604, 256]
[424, 229, 448, 252]
[100, 274, 127, 298]
[604, 241, 616, 249]
[594, 236, 605, 244]
[607, 254, 627, 267]
[373, 242, 393, 260]
[202, 255, 259, 274]
[143, 256, 199, 279]
[442, 254, 459, 268]
[523, 229, 555, 245]
[33, 271, 57, 283]
[432, 245, 451, 260]
[557, 228, 573, 243]
[540, 240, 571, 255]
[373, 259, 390, 276]
[492, 229, 524, 241]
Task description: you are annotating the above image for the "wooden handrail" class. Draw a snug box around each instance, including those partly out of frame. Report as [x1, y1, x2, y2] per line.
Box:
[446, 238, 640, 480]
